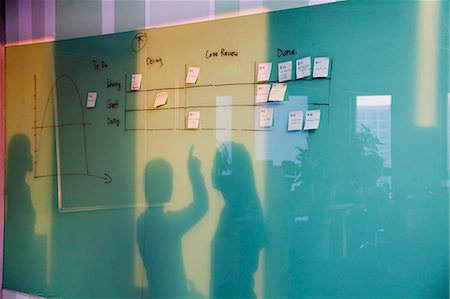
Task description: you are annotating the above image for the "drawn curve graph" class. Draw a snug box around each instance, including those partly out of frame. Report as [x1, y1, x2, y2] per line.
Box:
[34, 74, 115, 211]
[35, 74, 111, 182]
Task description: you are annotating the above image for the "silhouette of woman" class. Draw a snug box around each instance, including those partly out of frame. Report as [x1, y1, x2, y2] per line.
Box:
[137, 146, 208, 298]
[210, 142, 265, 299]
[4, 134, 37, 289]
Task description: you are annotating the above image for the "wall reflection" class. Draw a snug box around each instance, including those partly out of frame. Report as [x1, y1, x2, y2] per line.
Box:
[264, 91, 448, 297]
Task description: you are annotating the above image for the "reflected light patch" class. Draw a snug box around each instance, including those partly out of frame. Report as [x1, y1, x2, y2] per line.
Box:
[357, 95, 392, 107]
[415, 0, 440, 127]
[216, 96, 233, 144]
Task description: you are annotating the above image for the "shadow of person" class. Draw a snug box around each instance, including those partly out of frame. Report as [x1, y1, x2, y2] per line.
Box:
[137, 146, 208, 298]
[210, 142, 265, 299]
[4, 134, 40, 291]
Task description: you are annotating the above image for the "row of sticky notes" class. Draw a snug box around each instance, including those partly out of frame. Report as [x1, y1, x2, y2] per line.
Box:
[130, 57, 329, 92]
[260, 108, 321, 130]
[87, 88, 318, 131]
[257, 57, 331, 83]
[256, 83, 287, 103]
[86, 90, 169, 109]
[188, 109, 320, 131]
[130, 68, 200, 91]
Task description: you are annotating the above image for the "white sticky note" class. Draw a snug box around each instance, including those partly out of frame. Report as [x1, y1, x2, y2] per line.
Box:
[131, 74, 142, 91]
[313, 57, 331, 78]
[86, 92, 97, 108]
[304, 110, 321, 130]
[278, 61, 292, 82]
[288, 111, 303, 131]
[186, 66, 200, 84]
[259, 108, 274, 128]
[268, 83, 287, 102]
[296, 57, 312, 79]
[257, 62, 272, 82]
[255, 84, 271, 103]
[187, 111, 200, 129]
[154, 92, 168, 108]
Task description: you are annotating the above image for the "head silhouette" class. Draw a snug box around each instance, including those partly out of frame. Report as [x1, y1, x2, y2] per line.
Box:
[212, 142, 258, 207]
[144, 158, 173, 205]
[8, 134, 33, 180]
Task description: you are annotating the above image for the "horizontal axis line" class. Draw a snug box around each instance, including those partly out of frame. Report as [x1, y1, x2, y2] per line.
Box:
[33, 122, 92, 129]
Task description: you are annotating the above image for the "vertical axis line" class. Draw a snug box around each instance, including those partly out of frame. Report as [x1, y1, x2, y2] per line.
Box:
[253, 61, 257, 130]
[34, 74, 37, 178]
[184, 64, 187, 130]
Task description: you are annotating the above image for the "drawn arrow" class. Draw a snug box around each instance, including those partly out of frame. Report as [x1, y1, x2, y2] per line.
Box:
[35, 172, 112, 183]
[131, 32, 147, 52]
[87, 173, 112, 183]
[103, 173, 112, 184]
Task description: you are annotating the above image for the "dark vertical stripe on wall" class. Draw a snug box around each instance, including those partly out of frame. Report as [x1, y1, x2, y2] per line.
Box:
[215, 0, 240, 16]
[115, 0, 145, 33]
[32, 0, 45, 41]
[5, 0, 18, 43]
[56, 0, 102, 40]
[1, 0, 6, 44]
